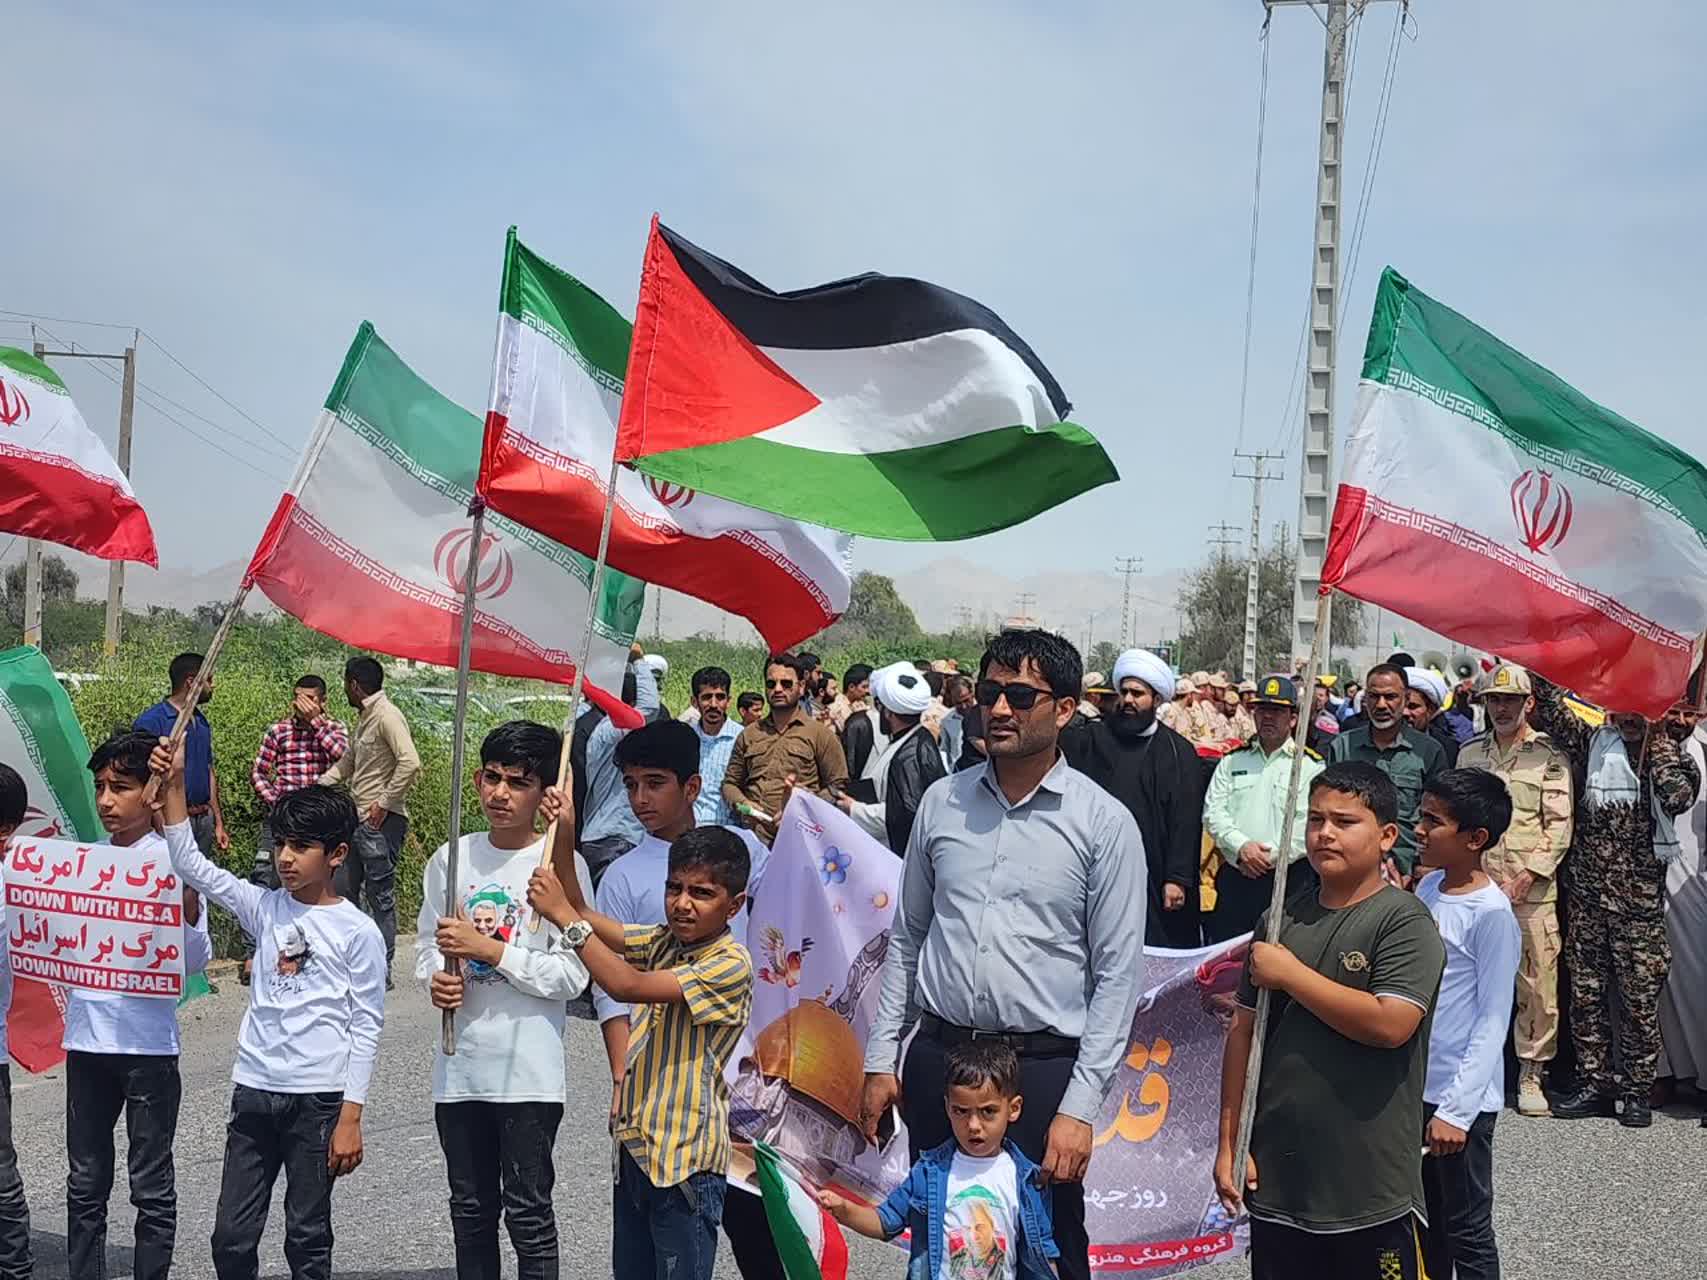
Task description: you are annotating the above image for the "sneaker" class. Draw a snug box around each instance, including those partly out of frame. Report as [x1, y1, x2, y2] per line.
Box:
[1552, 1085, 1617, 1119]
[1619, 1095, 1653, 1128]
[1517, 1062, 1551, 1117]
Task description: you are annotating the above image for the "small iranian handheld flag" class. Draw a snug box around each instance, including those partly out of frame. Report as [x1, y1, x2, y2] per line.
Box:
[1324, 268, 1707, 717]
[755, 1143, 849, 1280]
[0, 347, 157, 565]
[248, 325, 644, 723]
[613, 218, 1118, 541]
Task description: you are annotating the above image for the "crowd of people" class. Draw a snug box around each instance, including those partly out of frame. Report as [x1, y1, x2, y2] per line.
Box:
[0, 626, 1698, 1280]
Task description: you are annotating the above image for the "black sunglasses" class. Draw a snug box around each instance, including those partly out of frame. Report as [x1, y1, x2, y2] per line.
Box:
[765, 678, 796, 689]
[975, 680, 1055, 711]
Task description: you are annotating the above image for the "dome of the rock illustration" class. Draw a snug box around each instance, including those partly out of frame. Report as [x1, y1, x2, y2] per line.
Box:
[753, 998, 863, 1127]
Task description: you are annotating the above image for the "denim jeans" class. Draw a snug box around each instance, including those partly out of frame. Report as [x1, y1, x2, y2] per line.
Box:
[434, 1101, 562, 1280]
[65, 1050, 181, 1280]
[210, 1085, 343, 1280]
[1421, 1105, 1500, 1280]
[0, 1067, 31, 1280]
[612, 1146, 726, 1280]
[334, 811, 406, 964]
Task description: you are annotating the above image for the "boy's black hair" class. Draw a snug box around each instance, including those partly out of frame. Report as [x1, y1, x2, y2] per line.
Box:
[691, 666, 732, 697]
[1424, 768, 1514, 849]
[615, 720, 700, 784]
[88, 730, 159, 784]
[923, 670, 945, 699]
[986, 628, 1083, 701]
[1386, 651, 1417, 670]
[344, 655, 385, 693]
[1365, 662, 1409, 688]
[1310, 760, 1400, 826]
[944, 1039, 1020, 1098]
[168, 652, 204, 691]
[294, 674, 328, 695]
[0, 763, 27, 829]
[765, 652, 807, 682]
[796, 651, 820, 673]
[667, 826, 750, 896]
[842, 663, 873, 689]
[736, 691, 764, 713]
[271, 784, 358, 853]
[480, 720, 562, 786]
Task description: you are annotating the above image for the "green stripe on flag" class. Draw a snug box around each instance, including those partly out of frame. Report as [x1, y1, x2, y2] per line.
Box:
[632, 420, 1118, 542]
[0, 647, 101, 840]
[1363, 268, 1707, 544]
[0, 347, 68, 391]
[500, 229, 630, 387]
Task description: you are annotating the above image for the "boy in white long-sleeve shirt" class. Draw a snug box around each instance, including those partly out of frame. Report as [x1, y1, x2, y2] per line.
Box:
[417, 721, 592, 1280]
[1415, 768, 1523, 1280]
[152, 737, 384, 1280]
[69, 732, 212, 1280]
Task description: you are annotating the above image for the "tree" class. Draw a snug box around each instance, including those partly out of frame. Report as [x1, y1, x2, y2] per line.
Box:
[810, 571, 923, 652]
[192, 601, 227, 631]
[1176, 525, 1363, 675]
[3, 554, 79, 626]
[1087, 640, 1120, 676]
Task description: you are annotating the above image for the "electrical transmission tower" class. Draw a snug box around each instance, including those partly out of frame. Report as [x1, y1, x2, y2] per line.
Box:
[1233, 452, 1283, 680]
[1114, 556, 1142, 648]
[1207, 523, 1241, 561]
[1013, 592, 1037, 626]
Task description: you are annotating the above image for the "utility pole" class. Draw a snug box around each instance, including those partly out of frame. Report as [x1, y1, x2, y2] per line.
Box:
[1013, 592, 1037, 626]
[1233, 451, 1283, 680]
[1114, 556, 1142, 648]
[652, 584, 663, 640]
[1207, 523, 1241, 562]
[954, 605, 974, 633]
[24, 342, 45, 650]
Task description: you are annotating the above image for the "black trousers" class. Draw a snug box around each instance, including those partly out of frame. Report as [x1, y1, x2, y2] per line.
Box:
[434, 1101, 562, 1280]
[210, 1085, 343, 1280]
[0, 1067, 30, 1280]
[334, 812, 406, 965]
[65, 1050, 181, 1280]
[1421, 1105, 1500, 1280]
[902, 1031, 1089, 1280]
[1250, 1213, 1425, 1280]
[721, 1184, 785, 1280]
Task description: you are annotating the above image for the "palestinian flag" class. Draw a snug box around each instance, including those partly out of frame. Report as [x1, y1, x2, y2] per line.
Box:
[755, 1143, 849, 1280]
[1324, 268, 1707, 717]
[0, 347, 157, 565]
[613, 218, 1117, 541]
[0, 645, 101, 1071]
[479, 231, 851, 653]
[248, 325, 643, 724]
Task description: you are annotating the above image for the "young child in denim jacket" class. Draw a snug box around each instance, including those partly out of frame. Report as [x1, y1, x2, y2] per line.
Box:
[821, 1040, 1058, 1278]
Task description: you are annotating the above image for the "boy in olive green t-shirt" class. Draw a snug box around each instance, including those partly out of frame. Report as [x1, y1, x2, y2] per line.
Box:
[1215, 761, 1446, 1280]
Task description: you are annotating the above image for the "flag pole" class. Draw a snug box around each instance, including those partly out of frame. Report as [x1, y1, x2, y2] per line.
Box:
[439, 500, 487, 1054]
[1229, 586, 1333, 1200]
[529, 454, 623, 932]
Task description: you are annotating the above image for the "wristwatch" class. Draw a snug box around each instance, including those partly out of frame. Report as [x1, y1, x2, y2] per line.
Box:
[562, 920, 594, 951]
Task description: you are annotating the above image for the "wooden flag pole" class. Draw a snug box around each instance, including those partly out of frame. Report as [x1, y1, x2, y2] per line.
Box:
[141, 581, 254, 807]
[439, 501, 487, 1054]
[529, 454, 623, 932]
[1229, 587, 1334, 1201]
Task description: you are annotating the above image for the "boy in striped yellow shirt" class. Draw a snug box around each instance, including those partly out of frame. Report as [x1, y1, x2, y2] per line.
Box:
[527, 815, 753, 1280]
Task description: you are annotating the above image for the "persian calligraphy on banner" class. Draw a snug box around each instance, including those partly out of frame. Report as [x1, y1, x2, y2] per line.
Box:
[5, 836, 186, 999]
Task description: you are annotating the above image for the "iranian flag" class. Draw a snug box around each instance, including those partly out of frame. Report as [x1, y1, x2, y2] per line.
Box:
[0, 347, 157, 565]
[479, 232, 851, 653]
[1324, 268, 1707, 717]
[247, 324, 643, 723]
[613, 218, 1117, 541]
[755, 1143, 849, 1280]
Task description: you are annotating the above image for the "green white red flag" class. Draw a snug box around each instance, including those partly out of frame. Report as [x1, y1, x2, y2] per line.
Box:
[1324, 268, 1707, 717]
[0, 347, 157, 565]
[612, 218, 1117, 541]
[247, 325, 644, 724]
[755, 1142, 849, 1280]
[479, 231, 851, 653]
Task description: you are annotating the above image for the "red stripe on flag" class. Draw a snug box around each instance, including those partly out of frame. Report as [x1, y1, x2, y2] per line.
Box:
[614, 214, 819, 462]
[1324, 486, 1693, 716]
[818, 1203, 850, 1280]
[0, 449, 157, 566]
[7, 976, 66, 1074]
[480, 415, 837, 652]
[250, 510, 640, 727]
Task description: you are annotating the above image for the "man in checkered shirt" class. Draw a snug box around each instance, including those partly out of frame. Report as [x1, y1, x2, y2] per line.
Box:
[250, 674, 349, 887]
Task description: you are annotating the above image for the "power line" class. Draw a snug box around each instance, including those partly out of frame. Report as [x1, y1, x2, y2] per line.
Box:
[1233, 17, 1273, 458]
[1341, 3, 1409, 303]
[139, 328, 299, 455]
[0, 307, 133, 331]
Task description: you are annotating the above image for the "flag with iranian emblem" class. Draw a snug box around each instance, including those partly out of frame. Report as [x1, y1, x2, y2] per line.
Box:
[0, 347, 157, 565]
[1324, 268, 1707, 717]
[246, 324, 643, 724]
[478, 231, 852, 653]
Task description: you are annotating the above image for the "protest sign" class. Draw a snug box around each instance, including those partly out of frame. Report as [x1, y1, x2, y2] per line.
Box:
[5, 835, 186, 999]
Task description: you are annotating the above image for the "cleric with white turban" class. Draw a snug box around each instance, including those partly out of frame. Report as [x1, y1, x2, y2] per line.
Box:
[1112, 648, 1177, 703]
[872, 661, 933, 716]
[1405, 666, 1449, 711]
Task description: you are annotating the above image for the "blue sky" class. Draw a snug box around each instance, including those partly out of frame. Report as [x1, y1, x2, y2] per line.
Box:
[8, 1, 1704, 585]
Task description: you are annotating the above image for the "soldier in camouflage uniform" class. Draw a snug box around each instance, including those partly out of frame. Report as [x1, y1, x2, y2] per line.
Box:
[1458, 663, 1573, 1116]
[1530, 675, 1700, 1127]
[1159, 678, 1196, 736]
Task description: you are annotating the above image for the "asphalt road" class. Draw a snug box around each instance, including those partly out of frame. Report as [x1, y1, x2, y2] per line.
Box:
[8, 965, 1703, 1279]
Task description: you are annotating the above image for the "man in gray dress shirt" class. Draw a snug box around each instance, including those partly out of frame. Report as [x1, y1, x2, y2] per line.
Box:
[860, 629, 1146, 1280]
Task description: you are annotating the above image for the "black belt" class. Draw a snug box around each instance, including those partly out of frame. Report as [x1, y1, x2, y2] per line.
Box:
[919, 1012, 1079, 1058]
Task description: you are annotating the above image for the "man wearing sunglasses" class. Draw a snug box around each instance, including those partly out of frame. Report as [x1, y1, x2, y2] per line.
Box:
[720, 651, 849, 845]
[861, 629, 1145, 1280]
